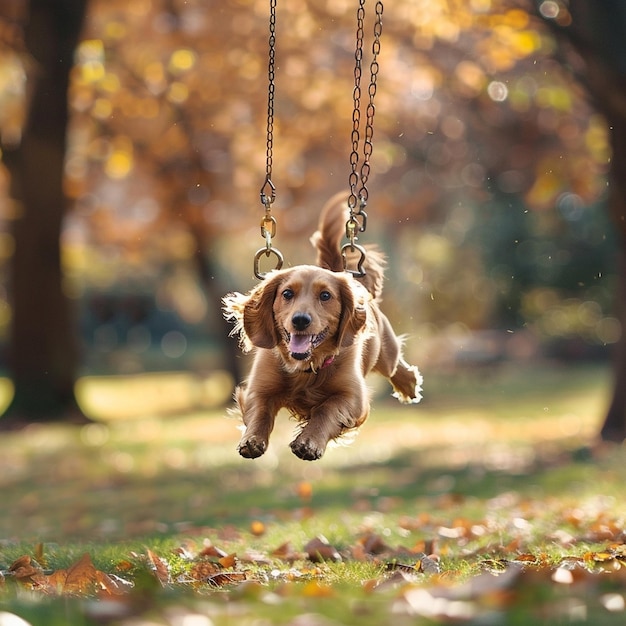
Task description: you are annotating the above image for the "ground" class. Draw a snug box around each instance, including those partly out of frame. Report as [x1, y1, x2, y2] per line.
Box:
[0, 363, 625, 625]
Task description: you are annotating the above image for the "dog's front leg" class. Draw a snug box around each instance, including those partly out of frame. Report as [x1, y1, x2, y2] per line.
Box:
[290, 393, 369, 461]
[235, 386, 279, 459]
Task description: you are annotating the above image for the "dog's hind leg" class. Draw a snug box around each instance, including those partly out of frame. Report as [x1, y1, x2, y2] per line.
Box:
[390, 359, 423, 404]
[371, 312, 423, 404]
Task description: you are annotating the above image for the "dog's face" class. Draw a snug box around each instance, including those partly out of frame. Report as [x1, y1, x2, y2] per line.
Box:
[239, 266, 368, 370]
[272, 267, 344, 362]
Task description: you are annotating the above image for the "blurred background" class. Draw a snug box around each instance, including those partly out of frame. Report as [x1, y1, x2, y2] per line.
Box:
[0, 0, 616, 420]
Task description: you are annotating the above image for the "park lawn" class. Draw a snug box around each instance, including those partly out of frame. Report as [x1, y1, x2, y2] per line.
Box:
[1, 363, 626, 624]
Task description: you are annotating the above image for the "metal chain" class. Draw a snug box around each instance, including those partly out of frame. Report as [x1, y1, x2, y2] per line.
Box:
[255, 0, 283, 280]
[260, 0, 276, 208]
[359, 1, 383, 205]
[347, 0, 365, 217]
[343, 0, 384, 277]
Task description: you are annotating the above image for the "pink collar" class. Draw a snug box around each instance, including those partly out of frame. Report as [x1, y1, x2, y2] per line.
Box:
[320, 355, 335, 369]
[305, 354, 335, 374]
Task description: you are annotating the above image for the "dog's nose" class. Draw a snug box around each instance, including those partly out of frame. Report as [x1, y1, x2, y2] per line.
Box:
[292, 312, 312, 331]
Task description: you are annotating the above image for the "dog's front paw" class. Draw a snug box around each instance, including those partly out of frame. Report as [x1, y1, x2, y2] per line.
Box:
[290, 435, 326, 461]
[238, 435, 268, 459]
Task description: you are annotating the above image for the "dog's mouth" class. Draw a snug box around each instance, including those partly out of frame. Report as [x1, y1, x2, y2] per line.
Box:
[285, 328, 329, 360]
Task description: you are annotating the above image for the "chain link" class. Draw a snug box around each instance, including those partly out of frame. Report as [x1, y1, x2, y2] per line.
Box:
[347, 0, 365, 216]
[255, 0, 283, 280]
[343, 0, 384, 277]
[359, 1, 383, 205]
[260, 0, 276, 208]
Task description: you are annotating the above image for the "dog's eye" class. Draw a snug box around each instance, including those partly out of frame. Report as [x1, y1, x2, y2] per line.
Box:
[282, 288, 294, 300]
[319, 290, 332, 302]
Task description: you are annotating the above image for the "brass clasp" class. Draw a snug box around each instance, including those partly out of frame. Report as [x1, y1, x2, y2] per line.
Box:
[341, 242, 366, 278]
[254, 246, 284, 280]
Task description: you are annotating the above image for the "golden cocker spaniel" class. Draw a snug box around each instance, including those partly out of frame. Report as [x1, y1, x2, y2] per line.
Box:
[223, 194, 423, 460]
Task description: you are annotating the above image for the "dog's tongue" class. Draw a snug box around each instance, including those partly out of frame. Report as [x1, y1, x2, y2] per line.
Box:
[289, 334, 312, 354]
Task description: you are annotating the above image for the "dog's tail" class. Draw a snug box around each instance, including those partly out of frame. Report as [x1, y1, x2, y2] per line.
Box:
[310, 191, 386, 300]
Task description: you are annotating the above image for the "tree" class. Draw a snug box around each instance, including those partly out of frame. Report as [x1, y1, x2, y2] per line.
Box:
[0, 0, 621, 439]
[544, 0, 626, 441]
[1, 0, 90, 426]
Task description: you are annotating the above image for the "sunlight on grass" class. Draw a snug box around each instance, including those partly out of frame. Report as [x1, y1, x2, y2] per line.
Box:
[74, 370, 234, 420]
[0, 363, 613, 541]
[0, 363, 623, 626]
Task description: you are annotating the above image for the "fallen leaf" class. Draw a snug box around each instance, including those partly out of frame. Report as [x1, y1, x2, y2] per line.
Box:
[481, 559, 510, 574]
[358, 532, 389, 555]
[146, 549, 170, 586]
[304, 536, 341, 563]
[272, 542, 302, 562]
[189, 560, 220, 582]
[218, 553, 238, 569]
[115, 560, 134, 573]
[97, 572, 134, 596]
[386, 562, 421, 576]
[586, 551, 614, 563]
[419, 555, 442, 575]
[206, 572, 247, 587]
[350, 543, 368, 561]
[376, 568, 423, 590]
[172, 543, 197, 560]
[513, 553, 539, 564]
[199, 543, 228, 559]
[39, 553, 126, 597]
[60, 553, 100, 595]
[8, 556, 44, 585]
[610, 543, 626, 558]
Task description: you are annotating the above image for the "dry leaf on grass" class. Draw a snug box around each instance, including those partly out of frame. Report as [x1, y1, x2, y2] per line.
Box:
[8, 556, 44, 584]
[8, 553, 130, 597]
[272, 541, 303, 563]
[304, 536, 342, 563]
[205, 571, 247, 588]
[146, 549, 171, 586]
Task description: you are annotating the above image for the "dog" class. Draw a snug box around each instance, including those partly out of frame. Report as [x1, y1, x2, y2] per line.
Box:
[223, 193, 423, 461]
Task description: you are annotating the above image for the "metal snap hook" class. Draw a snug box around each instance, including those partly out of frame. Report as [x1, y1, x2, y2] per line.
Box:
[341, 242, 366, 278]
[254, 246, 284, 280]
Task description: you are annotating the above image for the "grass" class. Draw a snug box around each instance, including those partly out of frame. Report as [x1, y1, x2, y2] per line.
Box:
[1, 362, 626, 625]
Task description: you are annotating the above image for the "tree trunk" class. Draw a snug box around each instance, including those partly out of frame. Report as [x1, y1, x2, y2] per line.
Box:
[549, 1, 626, 442]
[599, 115, 626, 442]
[1, 0, 90, 427]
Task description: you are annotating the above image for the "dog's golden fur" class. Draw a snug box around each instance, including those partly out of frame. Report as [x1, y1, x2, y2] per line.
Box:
[223, 193, 422, 460]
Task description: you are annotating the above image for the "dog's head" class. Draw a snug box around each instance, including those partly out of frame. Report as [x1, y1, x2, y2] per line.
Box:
[223, 266, 368, 370]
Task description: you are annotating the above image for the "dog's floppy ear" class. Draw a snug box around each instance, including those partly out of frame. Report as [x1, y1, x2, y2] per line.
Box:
[223, 270, 286, 351]
[241, 270, 287, 349]
[335, 276, 368, 347]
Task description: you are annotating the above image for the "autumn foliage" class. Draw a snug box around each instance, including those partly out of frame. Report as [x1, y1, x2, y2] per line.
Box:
[0, 0, 615, 355]
[4, 519, 626, 622]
